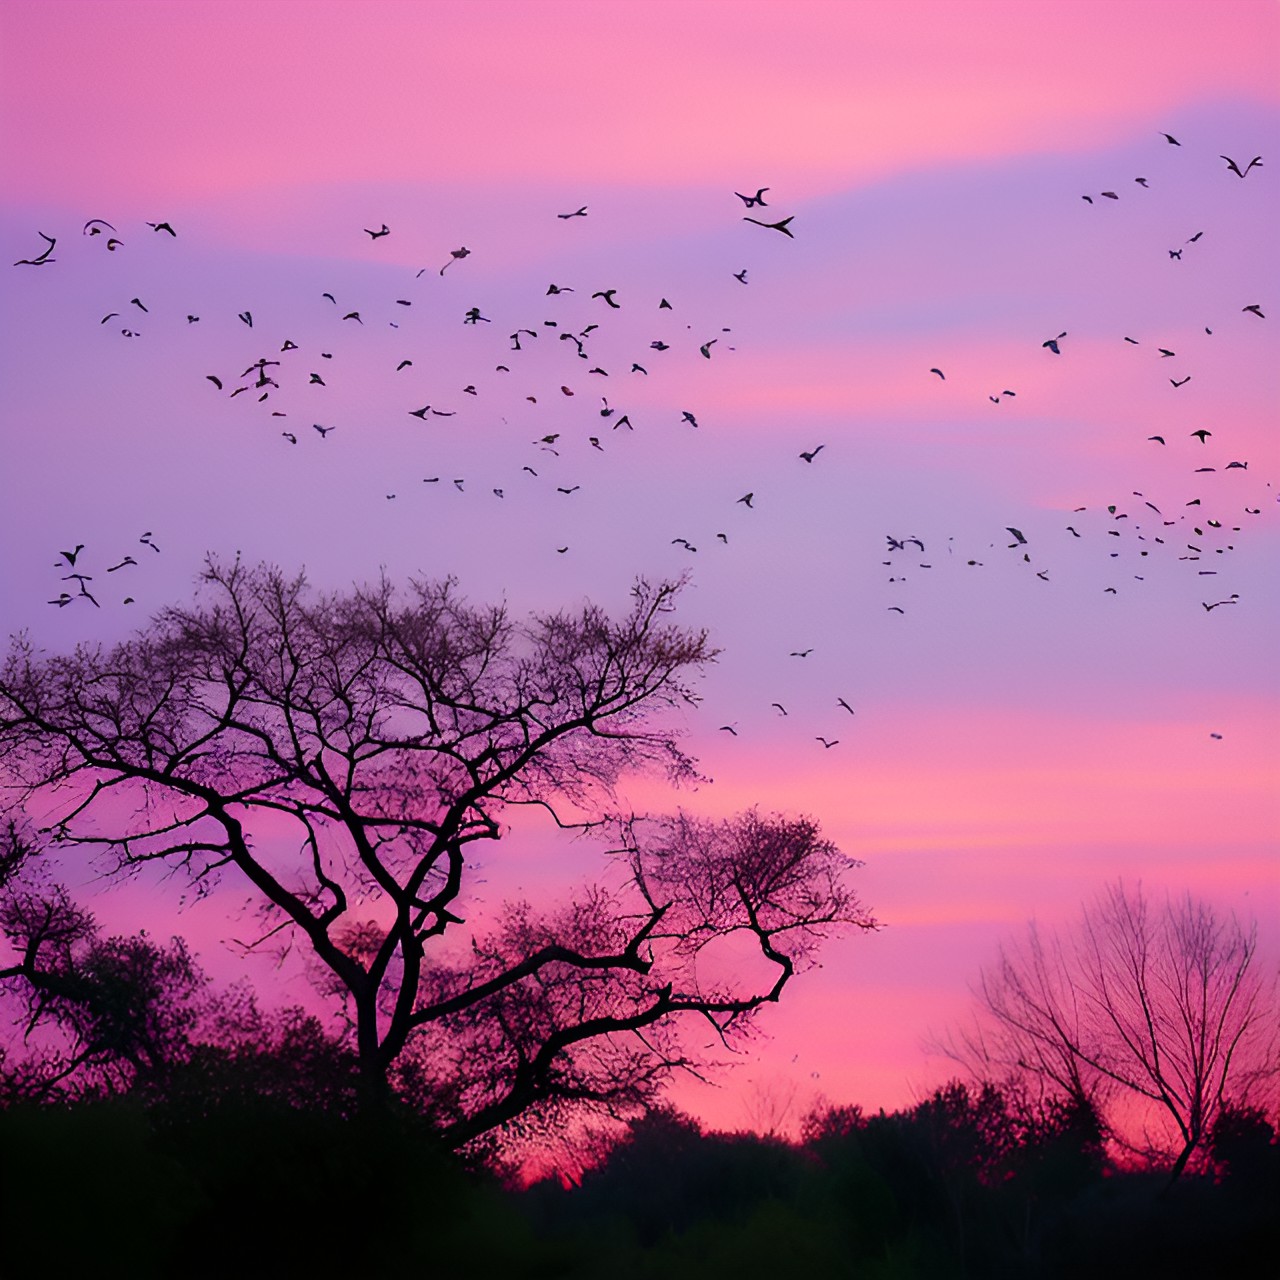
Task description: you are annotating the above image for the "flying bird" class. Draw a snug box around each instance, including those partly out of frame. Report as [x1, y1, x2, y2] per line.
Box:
[1242, 304, 1265, 318]
[790, 649, 813, 658]
[735, 188, 769, 207]
[737, 492, 754, 508]
[1190, 429, 1211, 442]
[815, 737, 839, 749]
[1220, 155, 1262, 178]
[557, 206, 588, 219]
[13, 231, 55, 265]
[836, 698, 855, 715]
[1042, 331, 1067, 354]
[799, 445, 825, 462]
[1160, 132, 1180, 145]
[929, 368, 945, 380]
[591, 289, 620, 308]
[147, 221, 176, 236]
[365, 224, 390, 239]
[1171, 376, 1191, 388]
[440, 246, 469, 274]
[733, 269, 748, 283]
[743, 216, 794, 237]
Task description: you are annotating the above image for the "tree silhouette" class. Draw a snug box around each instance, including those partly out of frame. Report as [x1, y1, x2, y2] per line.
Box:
[0, 558, 875, 1143]
[943, 881, 1278, 1182]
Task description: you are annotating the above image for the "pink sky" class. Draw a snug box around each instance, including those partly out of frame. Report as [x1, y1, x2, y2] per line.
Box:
[2, 0, 1277, 1136]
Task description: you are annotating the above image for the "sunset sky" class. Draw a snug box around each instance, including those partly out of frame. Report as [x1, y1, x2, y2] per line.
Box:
[1, 0, 1277, 1134]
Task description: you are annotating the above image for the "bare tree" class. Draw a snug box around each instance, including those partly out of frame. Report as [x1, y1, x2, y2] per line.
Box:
[944, 881, 1278, 1182]
[0, 558, 875, 1143]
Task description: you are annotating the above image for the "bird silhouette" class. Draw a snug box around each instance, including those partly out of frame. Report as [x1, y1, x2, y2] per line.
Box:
[733, 269, 748, 283]
[744, 215, 794, 237]
[737, 493, 754, 508]
[148, 221, 177, 236]
[799, 446, 825, 463]
[1160, 132, 1180, 145]
[440, 247, 469, 275]
[735, 188, 769, 207]
[837, 698, 855, 715]
[557, 206, 588, 219]
[591, 289, 620, 308]
[1042, 332, 1067, 354]
[1220, 155, 1262, 178]
[1242, 304, 1265, 318]
[1171, 376, 1191, 388]
[815, 737, 839, 749]
[365, 224, 390, 239]
[1190, 429, 1211, 442]
[789, 648, 813, 658]
[13, 232, 55, 265]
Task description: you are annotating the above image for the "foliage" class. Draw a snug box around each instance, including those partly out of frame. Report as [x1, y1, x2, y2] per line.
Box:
[941, 880, 1278, 1182]
[0, 560, 874, 1144]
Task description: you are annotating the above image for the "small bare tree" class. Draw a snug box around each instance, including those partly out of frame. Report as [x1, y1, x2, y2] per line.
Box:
[944, 881, 1278, 1181]
[0, 559, 875, 1144]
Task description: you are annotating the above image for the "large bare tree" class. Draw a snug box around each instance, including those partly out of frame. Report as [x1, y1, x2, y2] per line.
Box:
[0, 558, 874, 1143]
[944, 881, 1277, 1181]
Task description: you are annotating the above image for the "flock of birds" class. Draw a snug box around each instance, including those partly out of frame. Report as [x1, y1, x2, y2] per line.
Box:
[11, 134, 1272, 749]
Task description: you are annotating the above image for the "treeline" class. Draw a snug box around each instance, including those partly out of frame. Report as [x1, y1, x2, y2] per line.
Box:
[1, 1081, 1274, 1278]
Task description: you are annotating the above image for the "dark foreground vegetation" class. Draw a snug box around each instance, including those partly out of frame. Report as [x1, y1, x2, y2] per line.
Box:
[2, 1083, 1274, 1279]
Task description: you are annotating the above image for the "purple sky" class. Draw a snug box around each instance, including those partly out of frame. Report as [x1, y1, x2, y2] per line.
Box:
[2, 0, 1277, 1134]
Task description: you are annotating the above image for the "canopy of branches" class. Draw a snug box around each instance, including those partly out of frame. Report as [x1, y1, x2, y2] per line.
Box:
[0, 560, 875, 1145]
